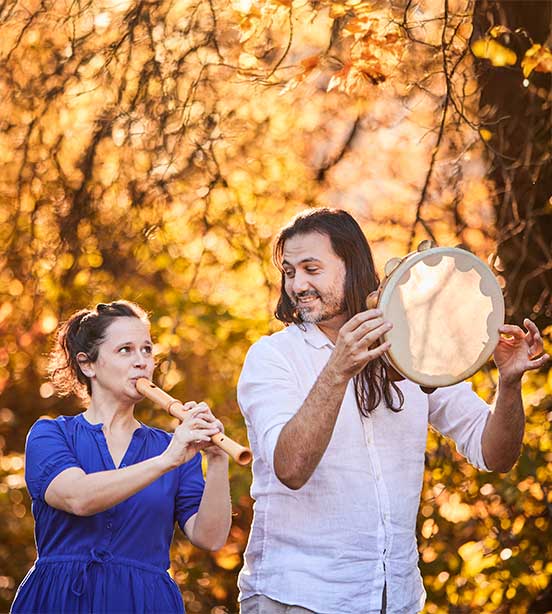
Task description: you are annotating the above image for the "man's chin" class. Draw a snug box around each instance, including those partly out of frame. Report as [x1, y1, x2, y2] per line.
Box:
[297, 308, 322, 324]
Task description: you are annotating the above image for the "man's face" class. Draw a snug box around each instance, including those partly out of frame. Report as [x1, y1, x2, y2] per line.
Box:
[282, 231, 347, 326]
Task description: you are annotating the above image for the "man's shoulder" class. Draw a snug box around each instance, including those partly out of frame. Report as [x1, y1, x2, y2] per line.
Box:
[248, 324, 304, 354]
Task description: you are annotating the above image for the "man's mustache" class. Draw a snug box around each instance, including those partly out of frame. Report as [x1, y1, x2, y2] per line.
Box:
[292, 291, 320, 304]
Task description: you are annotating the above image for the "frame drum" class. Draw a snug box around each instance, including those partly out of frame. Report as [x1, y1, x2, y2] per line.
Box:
[378, 246, 504, 388]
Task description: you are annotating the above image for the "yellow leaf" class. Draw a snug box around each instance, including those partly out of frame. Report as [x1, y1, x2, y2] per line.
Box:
[329, 3, 349, 18]
[489, 25, 511, 38]
[472, 38, 517, 67]
[458, 540, 481, 561]
[479, 128, 492, 141]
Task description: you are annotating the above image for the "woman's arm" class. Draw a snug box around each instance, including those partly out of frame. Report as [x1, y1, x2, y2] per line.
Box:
[184, 453, 232, 551]
[45, 406, 220, 516]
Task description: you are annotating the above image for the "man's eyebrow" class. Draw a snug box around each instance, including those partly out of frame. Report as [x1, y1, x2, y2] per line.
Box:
[281, 257, 323, 267]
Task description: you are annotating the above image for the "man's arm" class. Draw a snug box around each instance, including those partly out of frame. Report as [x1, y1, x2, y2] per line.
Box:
[274, 309, 392, 489]
[482, 319, 549, 473]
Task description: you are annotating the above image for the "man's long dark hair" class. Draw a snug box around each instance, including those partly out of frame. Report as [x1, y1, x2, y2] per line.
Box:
[273, 208, 404, 415]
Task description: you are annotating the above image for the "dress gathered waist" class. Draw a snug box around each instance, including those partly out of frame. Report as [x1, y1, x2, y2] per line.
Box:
[35, 548, 170, 597]
[36, 552, 167, 574]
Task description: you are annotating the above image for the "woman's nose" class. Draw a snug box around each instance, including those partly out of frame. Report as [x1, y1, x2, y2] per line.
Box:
[133, 352, 147, 367]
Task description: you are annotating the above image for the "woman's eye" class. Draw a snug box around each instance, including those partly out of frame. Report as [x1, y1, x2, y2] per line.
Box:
[142, 346, 153, 355]
[119, 346, 131, 354]
[306, 268, 319, 273]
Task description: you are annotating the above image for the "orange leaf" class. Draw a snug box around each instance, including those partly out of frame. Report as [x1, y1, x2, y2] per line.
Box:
[522, 44, 552, 78]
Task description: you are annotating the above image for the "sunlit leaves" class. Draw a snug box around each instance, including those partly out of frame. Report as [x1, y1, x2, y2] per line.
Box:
[521, 44, 552, 78]
[471, 38, 517, 67]
[0, 0, 551, 612]
[479, 128, 492, 141]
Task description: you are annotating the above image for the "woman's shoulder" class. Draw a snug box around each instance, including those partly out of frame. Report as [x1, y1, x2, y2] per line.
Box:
[27, 414, 80, 438]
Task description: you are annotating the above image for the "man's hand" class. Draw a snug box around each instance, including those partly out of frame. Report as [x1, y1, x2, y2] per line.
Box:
[494, 319, 550, 385]
[327, 309, 392, 383]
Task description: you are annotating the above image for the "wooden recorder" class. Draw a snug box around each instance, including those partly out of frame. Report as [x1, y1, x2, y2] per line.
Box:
[136, 378, 252, 466]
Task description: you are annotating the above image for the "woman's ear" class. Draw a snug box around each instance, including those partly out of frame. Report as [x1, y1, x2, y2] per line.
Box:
[76, 352, 94, 378]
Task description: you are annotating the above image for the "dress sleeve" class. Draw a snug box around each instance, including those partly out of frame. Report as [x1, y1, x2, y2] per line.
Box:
[25, 418, 81, 501]
[174, 452, 205, 530]
[428, 382, 491, 470]
[237, 339, 303, 471]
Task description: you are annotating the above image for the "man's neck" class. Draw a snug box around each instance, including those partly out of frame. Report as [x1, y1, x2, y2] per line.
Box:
[316, 314, 348, 344]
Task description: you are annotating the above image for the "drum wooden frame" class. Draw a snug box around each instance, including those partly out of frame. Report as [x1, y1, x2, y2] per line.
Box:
[377, 246, 505, 388]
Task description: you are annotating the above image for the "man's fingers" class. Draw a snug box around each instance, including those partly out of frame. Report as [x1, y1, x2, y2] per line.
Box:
[344, 314, 392, 340]
[499, 324, 525, 338]
[345, 309, 385, 332]
[526, 353, 550, 370]
[523, 319, 544, 356]
[365, 290, 380, 310]
[365, 340, 391, 359]
[353, 338, 391, 362]
[359, 321, 393, 345]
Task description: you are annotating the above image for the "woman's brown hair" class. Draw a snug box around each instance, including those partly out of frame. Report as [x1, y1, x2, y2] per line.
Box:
[49, 301, 149, 402]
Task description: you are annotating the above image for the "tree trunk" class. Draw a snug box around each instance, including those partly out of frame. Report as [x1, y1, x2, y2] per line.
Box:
[473, 0, 552, 330]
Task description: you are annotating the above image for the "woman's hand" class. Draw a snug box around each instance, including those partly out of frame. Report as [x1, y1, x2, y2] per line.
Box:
[161, 402, 222, 468]
[195, 405, 227, 463]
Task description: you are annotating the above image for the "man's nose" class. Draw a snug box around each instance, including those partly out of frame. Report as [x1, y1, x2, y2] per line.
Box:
[291, 272, 310, 294]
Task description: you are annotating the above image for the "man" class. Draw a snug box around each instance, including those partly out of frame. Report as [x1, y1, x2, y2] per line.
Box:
[237, 208, 548, 614]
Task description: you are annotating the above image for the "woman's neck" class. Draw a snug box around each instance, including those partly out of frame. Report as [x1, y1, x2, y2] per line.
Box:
[84, 394, 139, 433]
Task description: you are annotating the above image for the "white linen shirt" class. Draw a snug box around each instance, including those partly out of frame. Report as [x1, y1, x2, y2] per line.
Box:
[237, 323, 491, 614]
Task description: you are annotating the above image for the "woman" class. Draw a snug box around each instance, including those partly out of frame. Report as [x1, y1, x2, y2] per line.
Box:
[11, 301, 232, 613]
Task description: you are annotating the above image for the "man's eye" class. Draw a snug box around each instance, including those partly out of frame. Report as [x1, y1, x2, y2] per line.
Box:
[119, 346, 131, 353]
[142, 346, 153, 355]
[306, 268, 319, 273]
[284, 270, 295, 278]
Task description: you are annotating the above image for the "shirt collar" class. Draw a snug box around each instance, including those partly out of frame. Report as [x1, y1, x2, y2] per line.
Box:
[300, 323, 334, 350]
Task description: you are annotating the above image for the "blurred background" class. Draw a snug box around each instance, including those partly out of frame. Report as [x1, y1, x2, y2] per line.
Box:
[0, 0, 550, 612]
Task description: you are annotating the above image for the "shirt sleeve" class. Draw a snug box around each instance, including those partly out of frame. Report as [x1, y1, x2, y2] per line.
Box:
[237, 338, 304, 471]
[428, 382, 491, 470]
[25, 418, 82, 502]
[174, 452, 205, 530]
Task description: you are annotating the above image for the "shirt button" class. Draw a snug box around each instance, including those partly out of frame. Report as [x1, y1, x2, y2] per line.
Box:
[107, 522, 113, 529]
[120, 463, 126, 467]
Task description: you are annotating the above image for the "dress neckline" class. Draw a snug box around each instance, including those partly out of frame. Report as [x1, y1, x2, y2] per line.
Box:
[76, 412, 145, 433]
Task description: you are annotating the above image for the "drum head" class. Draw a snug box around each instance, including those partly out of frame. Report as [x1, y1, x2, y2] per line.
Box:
[378, 247, 504, 387]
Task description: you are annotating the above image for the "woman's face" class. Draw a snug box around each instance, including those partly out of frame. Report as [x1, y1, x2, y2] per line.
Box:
[85, 317, 155, 403]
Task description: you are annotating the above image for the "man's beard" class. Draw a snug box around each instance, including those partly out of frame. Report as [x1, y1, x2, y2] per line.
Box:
[292, 287, 346, 324]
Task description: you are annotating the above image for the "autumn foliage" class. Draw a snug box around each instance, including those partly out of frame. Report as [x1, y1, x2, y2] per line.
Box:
[0, 0, 550, 612]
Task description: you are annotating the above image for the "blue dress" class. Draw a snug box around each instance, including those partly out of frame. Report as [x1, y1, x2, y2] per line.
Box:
[11, 414, 205, 614]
